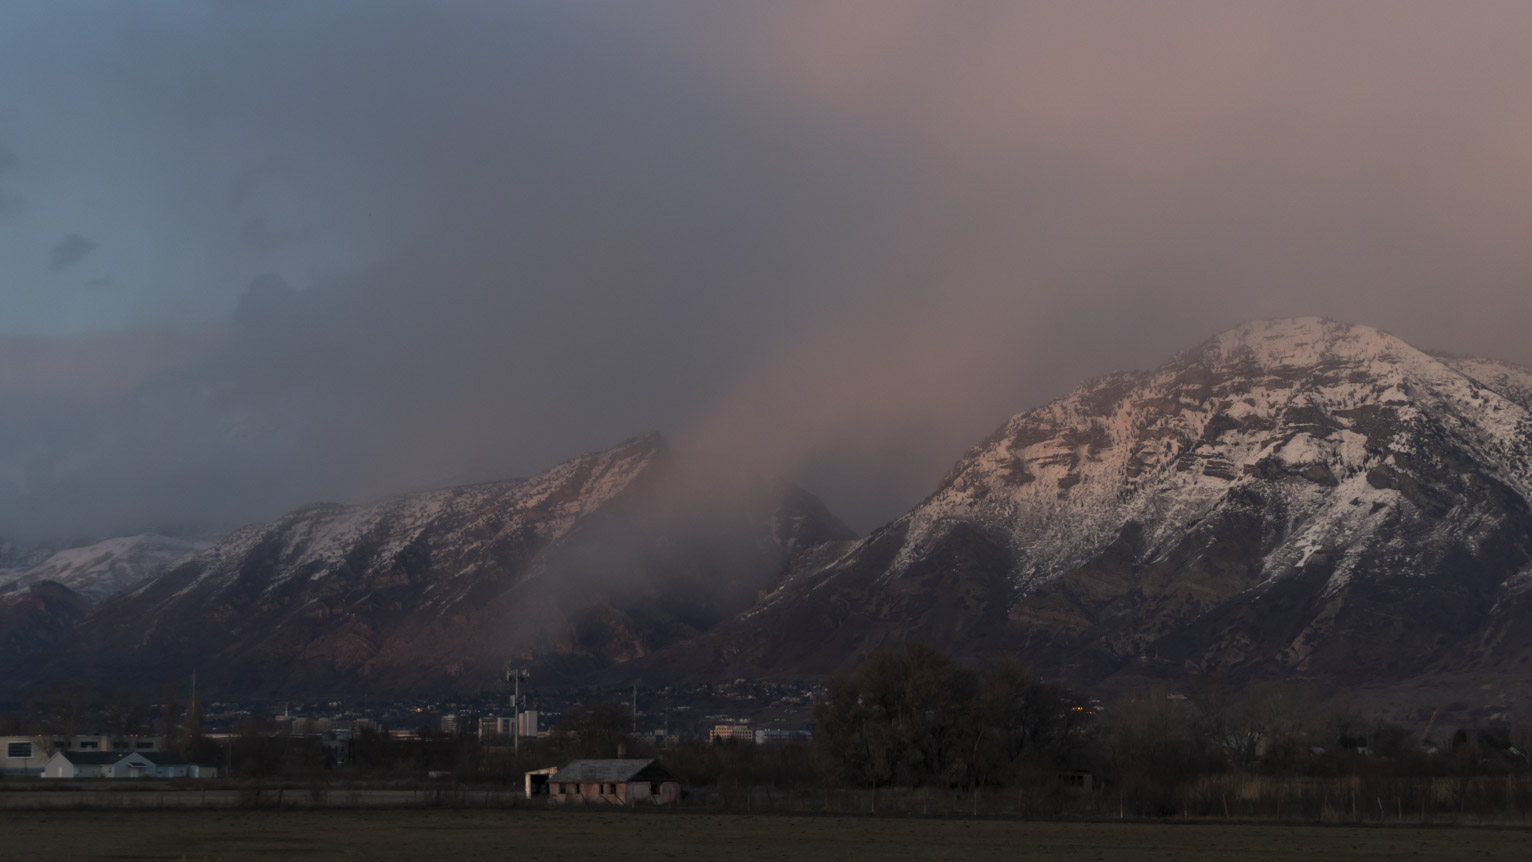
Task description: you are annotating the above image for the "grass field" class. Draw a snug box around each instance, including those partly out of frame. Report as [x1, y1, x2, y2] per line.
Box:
[3, 809, 1531, 861]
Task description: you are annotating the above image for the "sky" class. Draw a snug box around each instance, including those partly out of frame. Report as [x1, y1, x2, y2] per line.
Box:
[2, 1, 1531, 544]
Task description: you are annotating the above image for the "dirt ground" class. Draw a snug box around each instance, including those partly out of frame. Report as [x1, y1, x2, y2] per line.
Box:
[2, 809, 1530, 861]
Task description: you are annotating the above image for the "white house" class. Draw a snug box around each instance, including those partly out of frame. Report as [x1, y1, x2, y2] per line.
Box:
[110, 752, 216, 779]
[42, 751, 121, 779]
[42, 750, 218, 779]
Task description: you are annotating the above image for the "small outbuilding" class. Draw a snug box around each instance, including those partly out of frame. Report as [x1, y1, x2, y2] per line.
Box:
[547, 758, 680, 806]
[524, 765, 559, 799]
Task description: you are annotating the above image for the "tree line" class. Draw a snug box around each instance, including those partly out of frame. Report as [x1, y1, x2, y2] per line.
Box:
[812, 643, 1090, 796]
[9, 645, 1532, 822]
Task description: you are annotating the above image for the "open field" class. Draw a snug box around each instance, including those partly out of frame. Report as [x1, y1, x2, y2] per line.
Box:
[3, 810, 1532, 861]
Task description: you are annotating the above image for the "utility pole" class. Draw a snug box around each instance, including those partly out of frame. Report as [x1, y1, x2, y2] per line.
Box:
[632, 683, 637, 734]
[505, 667, 530, 762]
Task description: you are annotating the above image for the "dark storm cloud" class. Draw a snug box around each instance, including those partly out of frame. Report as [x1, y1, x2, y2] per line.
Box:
[224, 158, 292, 208]
[239, 216, 310, 254]
[49, 233, 97, 271]
[3, 1, 1532, 543]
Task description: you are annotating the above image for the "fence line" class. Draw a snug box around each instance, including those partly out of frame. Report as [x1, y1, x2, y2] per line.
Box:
[3, 776, 1532, 823]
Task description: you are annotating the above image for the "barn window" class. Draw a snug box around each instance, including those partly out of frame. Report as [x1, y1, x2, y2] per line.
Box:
[650, 782, 661, 795]
[7, 742, 32, 758]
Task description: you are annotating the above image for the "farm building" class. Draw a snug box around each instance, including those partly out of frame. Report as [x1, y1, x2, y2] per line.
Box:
[547, 758, 680, 806]
[41, 750, 218, 779]
[4, 735, 171, 777]
[109, 752, 219, 779]
[41, 751, 121, 779]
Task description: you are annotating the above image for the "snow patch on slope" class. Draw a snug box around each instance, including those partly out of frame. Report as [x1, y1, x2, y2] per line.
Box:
[158, 435, 666, 602]
[852, 317, 1532, 601]
[0, 534, 210, 603]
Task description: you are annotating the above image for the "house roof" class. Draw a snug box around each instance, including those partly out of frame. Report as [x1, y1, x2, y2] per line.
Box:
[548, 759, 677, 784]
[129, 752, 189, 766]
[51, 751, 120, 766]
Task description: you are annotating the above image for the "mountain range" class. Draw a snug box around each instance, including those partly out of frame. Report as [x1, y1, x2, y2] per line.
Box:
[1, 434, 852, 697]
[649, 318, 1532, 718]
[5, 318, 1531, 718]
[0, 534, 208, 604]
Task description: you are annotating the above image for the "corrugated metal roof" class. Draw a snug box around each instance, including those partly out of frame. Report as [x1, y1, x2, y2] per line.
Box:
[548, 758, 677, 784]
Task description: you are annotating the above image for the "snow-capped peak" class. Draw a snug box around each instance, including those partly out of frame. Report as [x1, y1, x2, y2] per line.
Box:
[715, 319, 1532, 704]
[1200, 317, 1399, 366]
[871, 317, 1532, 595]
[0, 533, 210, 604]
[164, 433, 668, 599]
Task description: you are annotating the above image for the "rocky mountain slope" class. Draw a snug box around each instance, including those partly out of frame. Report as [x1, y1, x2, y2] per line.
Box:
[10, 317, 1531, 714]
[0, 533, 209, 604]
[0, 541, 51, 572]
[7, 434, 853, 698]
[0, 580, 89, 669]
[0, 534, 209, 677]
[671, 318, 1532, 713]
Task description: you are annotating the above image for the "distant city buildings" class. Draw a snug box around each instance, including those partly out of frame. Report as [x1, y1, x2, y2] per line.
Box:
[477, 710, 539, 739]
[285, 717, 377, 736]
[707, 720, 812, 745]
[753, 728, 812, 745]
[709, 722, 755, 743]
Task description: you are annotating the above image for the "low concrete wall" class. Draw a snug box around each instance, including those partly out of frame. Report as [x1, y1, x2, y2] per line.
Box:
[0, 787, 530, 810]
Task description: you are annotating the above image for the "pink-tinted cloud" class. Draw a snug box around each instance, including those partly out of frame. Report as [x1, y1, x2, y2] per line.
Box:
[3, 2, 1532, 542]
